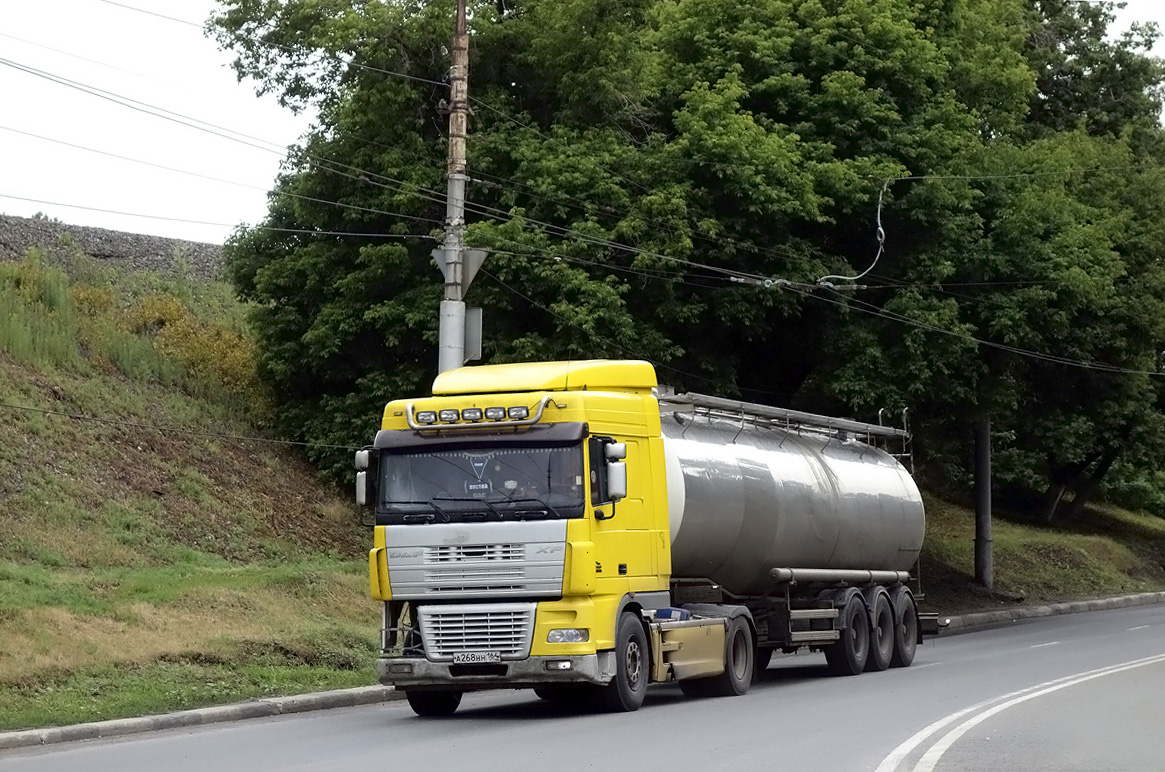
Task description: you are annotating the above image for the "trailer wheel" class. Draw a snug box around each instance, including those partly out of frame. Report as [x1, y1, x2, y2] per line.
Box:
[405, 689, 462, 717]
[596, 613, 648, 712]
[825, 595, 870, 676]
[679, 616, 754, 698]
[890, 589, 918, 668]
[865, 592, 894, 672]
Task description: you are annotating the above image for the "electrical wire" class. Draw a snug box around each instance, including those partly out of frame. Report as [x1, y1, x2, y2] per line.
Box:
[94, 0, 449, 88]
[479, 268, 798, 399]
[786, 283, 1164, 378]
[0, 193, 432, 240]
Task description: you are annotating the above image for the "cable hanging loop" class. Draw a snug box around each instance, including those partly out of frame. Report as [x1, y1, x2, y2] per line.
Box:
[816, 178, 892, 288]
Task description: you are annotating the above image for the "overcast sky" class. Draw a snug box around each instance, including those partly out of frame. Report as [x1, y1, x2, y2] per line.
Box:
[1, 0, 1163, 245]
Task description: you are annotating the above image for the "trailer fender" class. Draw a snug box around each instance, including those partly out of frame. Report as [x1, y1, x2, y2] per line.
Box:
[819, 588, 867, 630]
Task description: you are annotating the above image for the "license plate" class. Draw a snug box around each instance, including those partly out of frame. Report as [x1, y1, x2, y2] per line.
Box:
[453, 651, 501, 664]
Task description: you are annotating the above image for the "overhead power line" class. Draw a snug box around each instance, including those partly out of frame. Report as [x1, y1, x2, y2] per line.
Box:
[0, 193, 432, 241]
[787, 283, 1164, 378]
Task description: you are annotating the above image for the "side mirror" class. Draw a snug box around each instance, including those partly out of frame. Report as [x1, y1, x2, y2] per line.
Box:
[604, 443, 627, 461]
[354, 447, 377, 508]
[607, 461, 627, 502]
[356, 471, 370, 506]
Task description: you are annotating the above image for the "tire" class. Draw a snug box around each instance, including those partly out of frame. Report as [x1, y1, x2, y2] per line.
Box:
[596, 613, 649, 712]
[890, 589, 918, 668]
[679, 616, 754, 698]
[405, 689, 462, 717]
[824, 595, 870, 676]
[865, 591, 894, 672]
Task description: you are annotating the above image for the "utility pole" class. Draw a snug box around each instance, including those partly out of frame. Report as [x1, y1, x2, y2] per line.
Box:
[436, 0, 485, 374]
[975, 417, 994, 590]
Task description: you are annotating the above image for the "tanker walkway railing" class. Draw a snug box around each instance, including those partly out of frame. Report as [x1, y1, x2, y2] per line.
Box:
[658, 392, 911, 454]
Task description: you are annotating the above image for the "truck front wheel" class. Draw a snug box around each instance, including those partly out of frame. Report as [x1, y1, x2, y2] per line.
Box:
[405, 689, 462, 717]
[825, 595, 870, 676]
[596, 612, 648, 712]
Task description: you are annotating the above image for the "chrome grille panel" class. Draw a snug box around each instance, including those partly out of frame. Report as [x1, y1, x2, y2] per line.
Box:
[384, 522, 567, 599]
[418, 603, 536, 660]
[426, 544, 523, 563]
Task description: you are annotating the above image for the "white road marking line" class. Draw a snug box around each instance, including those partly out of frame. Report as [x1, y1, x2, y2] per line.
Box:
[911, 653, 1165, 772]
[1029, 641, 1060, 649]
[874, 652, 1165, 772]
[1128, 625, 1150, 631]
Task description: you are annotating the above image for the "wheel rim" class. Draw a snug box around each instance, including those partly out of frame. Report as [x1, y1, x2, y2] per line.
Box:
[877, 604, 893, 655]
[902, 605, 917, 652]
[625, 639, 642, 687]
[852, 605, 868, 657]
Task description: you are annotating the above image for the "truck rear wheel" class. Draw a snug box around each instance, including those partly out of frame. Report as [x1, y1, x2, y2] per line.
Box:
[825, 595, 870, 676]
[865, 591, 894, 672]
[405, 689, 462, 717]
[679, 616, 754, 698]
[596, 612, 648, 712]
[890, 588, 918, 668]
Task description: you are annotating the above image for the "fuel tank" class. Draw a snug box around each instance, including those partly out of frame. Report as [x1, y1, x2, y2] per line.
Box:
[661, 409, 925, 595]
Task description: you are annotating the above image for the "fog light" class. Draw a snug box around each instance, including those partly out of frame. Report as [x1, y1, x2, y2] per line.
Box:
[388, 663, 414, 675]
[438, 409, 460, 422]
[485, 406, 506, 420]
[508, 405, 530, 420]
[544, 660, 573, 671]
[547, 628, 590, 644]
[461, 408, 483, 421]
[415, 411, 437, 425]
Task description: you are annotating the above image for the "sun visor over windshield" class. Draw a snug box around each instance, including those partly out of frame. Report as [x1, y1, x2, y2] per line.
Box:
[374, 421, 589, 453]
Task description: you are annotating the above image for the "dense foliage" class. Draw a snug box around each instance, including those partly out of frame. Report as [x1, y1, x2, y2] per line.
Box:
[214, 0, 1165, 517]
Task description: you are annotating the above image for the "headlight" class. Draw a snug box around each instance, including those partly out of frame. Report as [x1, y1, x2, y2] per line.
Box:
[547, 628, 590, 644]
[438, 409, 460, 422]
[508, 405, 530, 420]
[484, 406, 506, 420]
[415, 410, 437, 425]
[461, 408, 483, 421]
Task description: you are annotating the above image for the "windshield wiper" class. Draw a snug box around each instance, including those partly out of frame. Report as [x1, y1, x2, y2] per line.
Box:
[506, 497, 562, 519]
[433, 497, 503, 521]
[387, 500, 450, 523]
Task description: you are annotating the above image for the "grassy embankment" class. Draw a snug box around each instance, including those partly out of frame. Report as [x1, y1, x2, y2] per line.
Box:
[1, 251, 1164, 731]
[0, 253, 376, 731]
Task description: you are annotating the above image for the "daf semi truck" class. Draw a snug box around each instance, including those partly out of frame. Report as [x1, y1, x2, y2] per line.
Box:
[355, 359, 933, 716]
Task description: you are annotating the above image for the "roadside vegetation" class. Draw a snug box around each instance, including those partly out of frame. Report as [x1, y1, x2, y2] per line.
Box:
[0, 253, 377, 731]
[0, 249, 1163, 731]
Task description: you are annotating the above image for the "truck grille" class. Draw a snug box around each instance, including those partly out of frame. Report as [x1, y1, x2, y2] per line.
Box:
[426, 544, 523, 563]
[418, 603, 536, 660]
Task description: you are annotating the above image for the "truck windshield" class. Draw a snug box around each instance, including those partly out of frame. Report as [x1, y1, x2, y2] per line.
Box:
[377, 444, 585, 523]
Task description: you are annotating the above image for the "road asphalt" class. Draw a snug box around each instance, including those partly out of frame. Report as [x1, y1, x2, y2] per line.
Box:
[2, 589, 1163, 752]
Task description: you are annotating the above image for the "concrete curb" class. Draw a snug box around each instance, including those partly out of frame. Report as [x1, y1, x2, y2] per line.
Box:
[0, 685, 401, 752]
[937, 590, 1165, 635]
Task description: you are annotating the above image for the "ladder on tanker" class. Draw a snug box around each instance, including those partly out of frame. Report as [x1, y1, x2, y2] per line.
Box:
[656, 390, 915, 473]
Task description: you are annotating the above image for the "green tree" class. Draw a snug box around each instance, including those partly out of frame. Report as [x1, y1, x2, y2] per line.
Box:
[214, 0, 1165, 519]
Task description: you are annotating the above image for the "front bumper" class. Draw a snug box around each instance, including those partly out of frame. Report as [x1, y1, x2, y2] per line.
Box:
[377, 652, 615, 690]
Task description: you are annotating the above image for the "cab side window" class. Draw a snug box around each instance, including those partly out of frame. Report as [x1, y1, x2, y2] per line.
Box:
[588, 437, 610, 505]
